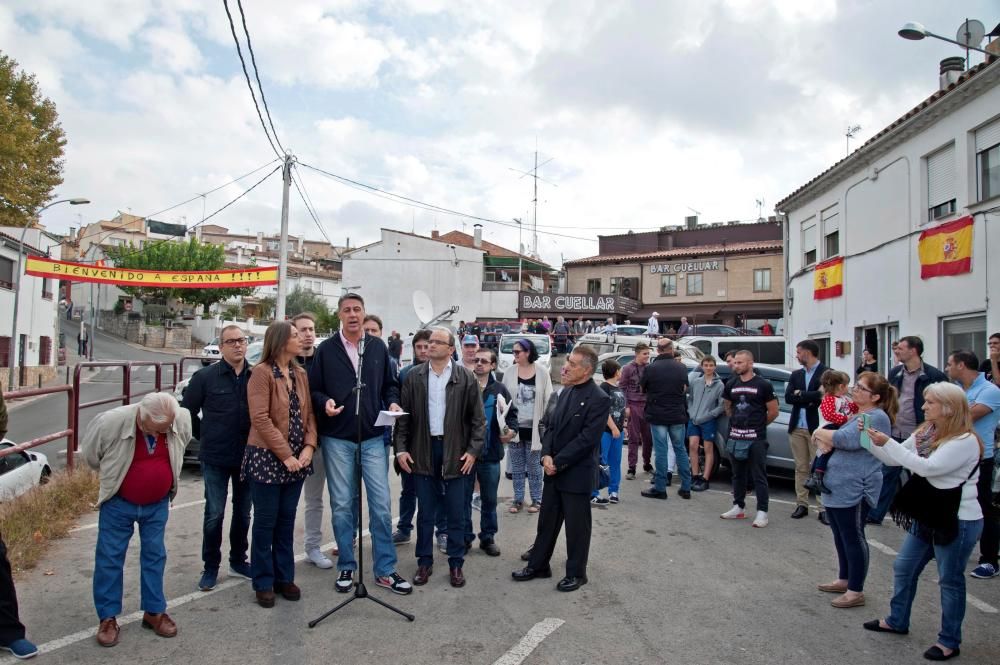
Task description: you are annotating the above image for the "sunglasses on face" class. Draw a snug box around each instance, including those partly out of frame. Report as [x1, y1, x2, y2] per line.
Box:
[474, 359, 492, 365]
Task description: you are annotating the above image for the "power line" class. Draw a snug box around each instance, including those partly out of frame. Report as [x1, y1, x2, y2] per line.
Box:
[222, 0, 281, 158]
[235, 0, 285, 155]
[68, 158, 280, 250]
[297, 161, 594, 242]
[291, 163, 332, 246]
[89, 164, 282, 264]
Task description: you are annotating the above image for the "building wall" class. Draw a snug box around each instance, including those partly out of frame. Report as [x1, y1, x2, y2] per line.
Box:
[342, 230, 486, 336]
[479, 290, 518, 320]
[783, 76, 1000, 374]
[0, 238, 57, 379]
[566, 264, 642, 294]
[638, 252, 783, 305]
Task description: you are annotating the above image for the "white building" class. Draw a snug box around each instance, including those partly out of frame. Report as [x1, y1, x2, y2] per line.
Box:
[342, 228, 496, 336]
[777, 56, 1000, 374]
[0, 228, 59, 387]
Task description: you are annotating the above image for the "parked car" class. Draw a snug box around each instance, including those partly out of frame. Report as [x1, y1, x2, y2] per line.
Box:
[614, 325, 651, 337]
[592, 350, 701, 387]
[200, 337, 220, 366]
[575, 333, 704, 363]
[678, 335, 789, 366]
[0, 440, 52, 501]
[497, 333, 552, 372]
[687, 324, 744, 336]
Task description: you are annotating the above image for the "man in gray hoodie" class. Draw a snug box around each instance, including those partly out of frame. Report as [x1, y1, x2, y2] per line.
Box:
[687, 356, 725, 491]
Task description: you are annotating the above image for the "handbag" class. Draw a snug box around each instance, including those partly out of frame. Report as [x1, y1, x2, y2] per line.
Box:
[725, 439, 753, 461]
[889, 461, 980, 545]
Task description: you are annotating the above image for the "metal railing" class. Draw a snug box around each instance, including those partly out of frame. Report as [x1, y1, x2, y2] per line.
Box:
[0, 385, 76, 465]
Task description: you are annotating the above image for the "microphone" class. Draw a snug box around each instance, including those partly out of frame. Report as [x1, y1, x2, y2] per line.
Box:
[358, 335, 366, 357]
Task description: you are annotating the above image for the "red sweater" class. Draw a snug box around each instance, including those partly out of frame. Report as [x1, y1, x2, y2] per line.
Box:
[117, 427, 173, 505]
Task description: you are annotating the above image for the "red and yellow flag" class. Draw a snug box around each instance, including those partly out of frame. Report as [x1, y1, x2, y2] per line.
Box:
[813, 256, 843, 300]
[919, 216, 973, 279]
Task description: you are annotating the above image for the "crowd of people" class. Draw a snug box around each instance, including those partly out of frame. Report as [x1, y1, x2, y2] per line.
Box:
[1, 298, 996, 662]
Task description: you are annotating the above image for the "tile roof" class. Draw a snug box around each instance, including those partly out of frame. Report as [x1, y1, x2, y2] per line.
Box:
[563, 239, 784, 267]
[434, 230, 552, 267]
[0, 231, 46, 256]
[777, 57, 1000, 209]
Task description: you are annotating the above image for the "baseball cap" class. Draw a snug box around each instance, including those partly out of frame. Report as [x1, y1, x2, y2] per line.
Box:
[462, 334, 478, 346]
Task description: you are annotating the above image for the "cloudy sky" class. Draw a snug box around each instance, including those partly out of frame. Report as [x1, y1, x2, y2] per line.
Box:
[3, 0, 997, 266]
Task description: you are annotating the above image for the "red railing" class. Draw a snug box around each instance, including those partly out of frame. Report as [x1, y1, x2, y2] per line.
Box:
[0, 385, 76, 466]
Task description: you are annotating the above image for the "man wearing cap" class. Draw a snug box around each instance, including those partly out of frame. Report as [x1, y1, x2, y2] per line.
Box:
[461, 334, 480, 373]
[647, 312, 660, 337]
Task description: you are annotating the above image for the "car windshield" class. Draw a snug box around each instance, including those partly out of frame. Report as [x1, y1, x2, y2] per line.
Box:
[500, 337, 550, 355]
[246, 341, 264, 365]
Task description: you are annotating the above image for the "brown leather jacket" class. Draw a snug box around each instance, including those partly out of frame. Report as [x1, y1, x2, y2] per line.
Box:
[247, 361, 318, 460]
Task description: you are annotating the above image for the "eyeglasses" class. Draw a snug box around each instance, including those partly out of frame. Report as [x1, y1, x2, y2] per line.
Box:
[428, 339, 450, 346]
[474, 359, 492, 365]
[222, 338, 248, 347]
[851, 384, 874, 395]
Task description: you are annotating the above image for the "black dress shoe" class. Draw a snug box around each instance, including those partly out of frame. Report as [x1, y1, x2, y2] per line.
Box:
[790, 505, 808, 519]
[677, 490, 691, 500]
[520, 545, 534, 562]
[413, 565, 432, 586]
[641, 488, 667, 500]
[924, 645, 959, 661]
[818, 511, 830, 526]
[449, 567, 466, 588]
[480, 542, 501, 557]
[512, 566, 552, 581]
[556, 576, 588, 592]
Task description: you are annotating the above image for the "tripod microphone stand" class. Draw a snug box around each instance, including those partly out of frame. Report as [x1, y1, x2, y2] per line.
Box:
[310, 335, 415, 627]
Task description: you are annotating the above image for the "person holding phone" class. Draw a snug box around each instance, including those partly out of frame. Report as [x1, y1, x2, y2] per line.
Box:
[810, 372, 897, 609]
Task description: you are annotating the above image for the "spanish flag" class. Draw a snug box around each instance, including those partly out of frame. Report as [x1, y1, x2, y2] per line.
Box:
[919, 216, 973, 279]
[813, 256, 843, 300]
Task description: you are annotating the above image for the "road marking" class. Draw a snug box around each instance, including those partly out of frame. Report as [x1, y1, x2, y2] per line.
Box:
[491, 618, 564, 665]
[705, 487, 800, 507]
[69, 499, 207, 532]
[867, 538, 897, 557]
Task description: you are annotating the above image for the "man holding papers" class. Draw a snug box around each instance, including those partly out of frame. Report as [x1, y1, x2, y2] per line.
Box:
[395, 328, 485, 588]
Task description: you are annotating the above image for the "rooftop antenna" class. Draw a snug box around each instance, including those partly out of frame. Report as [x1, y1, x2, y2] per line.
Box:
[509, 139, 558, 257]
[845, 124, 861, 156]
[755, 199, 765, 223]
[955, 18, 986, 69]
[686, 206, 702, 217]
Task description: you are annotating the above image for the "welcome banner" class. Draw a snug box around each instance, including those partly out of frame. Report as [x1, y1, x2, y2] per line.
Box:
[25, 257, 279, 288]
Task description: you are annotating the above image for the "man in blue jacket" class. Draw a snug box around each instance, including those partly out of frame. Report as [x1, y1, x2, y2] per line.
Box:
[181, 324, 253, 592]
[785, 339, 827, 523]
[308, 293, 411, 596]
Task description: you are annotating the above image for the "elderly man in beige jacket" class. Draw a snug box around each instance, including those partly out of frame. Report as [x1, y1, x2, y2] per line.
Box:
[83, 392, 191, 648]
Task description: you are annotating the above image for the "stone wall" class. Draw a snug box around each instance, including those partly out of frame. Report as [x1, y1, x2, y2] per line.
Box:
[96, 312, 192, 349]
[0, 365, 57, 390]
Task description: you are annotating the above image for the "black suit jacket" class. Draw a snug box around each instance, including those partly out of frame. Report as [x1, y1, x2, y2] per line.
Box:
[540, 380, 610, 494]
[785, 362, 825, 433]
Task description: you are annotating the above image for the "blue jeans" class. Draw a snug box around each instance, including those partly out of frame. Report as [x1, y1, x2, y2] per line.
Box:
[249, 478, 304, 592]
[651, 424, 691, 492]
[887, 519, 984, 650]
[397, 470, 447, 537]
[870, 464, 903, 522]
[593, 432, 623, 496]
[200, 462, 251, 571]
[322, 436, 397, 577]
[464, 461, 501, 544]
[414, 440, 469, 569]
[93, 495, 169, 620]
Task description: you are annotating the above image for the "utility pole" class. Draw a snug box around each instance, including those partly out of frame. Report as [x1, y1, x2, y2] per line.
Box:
[532, 149, 539, 257]
[276, 153, 292, 320]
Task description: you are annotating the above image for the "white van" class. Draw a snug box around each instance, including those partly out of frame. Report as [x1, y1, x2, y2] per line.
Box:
[678, 335, 788, 366]
[575, 333, 704, 363]
[497, 333, 553, 371]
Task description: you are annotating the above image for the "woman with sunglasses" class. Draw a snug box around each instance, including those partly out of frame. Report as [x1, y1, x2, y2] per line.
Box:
[501, 339, 553, 514]
[811, 372, 897, 610]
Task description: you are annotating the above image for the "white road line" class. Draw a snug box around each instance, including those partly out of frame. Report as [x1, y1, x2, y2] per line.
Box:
[491, 618, 565, 665]
[705, 487, 801, 507]
[867, 538, 898, 557]
[69, 499, 207, 532]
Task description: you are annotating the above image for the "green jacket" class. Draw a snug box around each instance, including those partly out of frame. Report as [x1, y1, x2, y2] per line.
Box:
[395, 361, 485, 480]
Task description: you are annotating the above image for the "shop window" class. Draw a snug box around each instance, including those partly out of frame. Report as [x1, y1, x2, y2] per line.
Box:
[586, 279, 601, 294]
[661, 274, 676, 296]
[686, 273, 703, 296]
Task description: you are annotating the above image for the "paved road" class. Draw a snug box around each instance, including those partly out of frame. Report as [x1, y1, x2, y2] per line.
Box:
[6, 464, 999, 664]
[4, 320, 188, 471]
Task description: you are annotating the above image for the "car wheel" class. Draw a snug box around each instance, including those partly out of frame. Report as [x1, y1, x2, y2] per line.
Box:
[40, 466, 52, 485]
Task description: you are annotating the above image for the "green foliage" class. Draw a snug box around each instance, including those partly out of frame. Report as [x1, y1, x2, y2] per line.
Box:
[256, 296, 275, 322]
[222, 304, 241, 321]
[285, 286, 339, 333]
[106, 237, 256, 311]
[0, 52, 66, 227]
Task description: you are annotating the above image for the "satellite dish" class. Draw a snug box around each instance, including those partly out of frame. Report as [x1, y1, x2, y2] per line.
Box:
[413, 290, 434, 325]
[956, 19, 986, 48]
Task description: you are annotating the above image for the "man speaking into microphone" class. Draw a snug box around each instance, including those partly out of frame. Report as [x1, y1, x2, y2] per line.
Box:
[309, 293, 412, 596]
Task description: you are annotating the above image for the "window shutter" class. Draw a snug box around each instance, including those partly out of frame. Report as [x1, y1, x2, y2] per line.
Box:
[975, 118, 1000, 153]
[927, 145, 955, 207]
[944, 315, 985, 336]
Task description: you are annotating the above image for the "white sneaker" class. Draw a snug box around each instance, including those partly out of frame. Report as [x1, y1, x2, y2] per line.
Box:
[306, 548, 334, 569]
[720, 505, 746, 520]
[752, 511, 769, 528]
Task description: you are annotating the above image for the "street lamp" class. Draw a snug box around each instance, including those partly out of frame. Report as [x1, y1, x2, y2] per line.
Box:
[8, 198, 90, 390]
[898, 21, 994, 56]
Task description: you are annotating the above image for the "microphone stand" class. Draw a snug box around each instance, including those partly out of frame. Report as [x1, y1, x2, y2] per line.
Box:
[309, 335, 415, 627]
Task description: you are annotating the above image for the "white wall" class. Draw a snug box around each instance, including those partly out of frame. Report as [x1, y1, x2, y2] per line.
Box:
[480, 290, 518, 319]
[784, 76, 1000, 373]
[342, 229, 486, 336]
[0, 240, 57, 367]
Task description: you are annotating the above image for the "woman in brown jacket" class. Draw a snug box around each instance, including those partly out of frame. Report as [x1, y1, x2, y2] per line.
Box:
[244, 321, 318, 608]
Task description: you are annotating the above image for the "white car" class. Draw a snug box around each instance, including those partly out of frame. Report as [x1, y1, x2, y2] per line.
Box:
[0, 440, 52, 501]
[200, 337, 221, 366]
[497, 333, 552, 372]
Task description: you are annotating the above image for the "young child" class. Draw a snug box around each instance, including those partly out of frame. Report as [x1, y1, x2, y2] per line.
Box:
[804, 370, 857, 494]
[592, 360, 626, 505]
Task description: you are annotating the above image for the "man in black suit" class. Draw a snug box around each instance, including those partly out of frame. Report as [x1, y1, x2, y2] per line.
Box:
[784, 339, 827, 524]
[512, 346, 610, 592]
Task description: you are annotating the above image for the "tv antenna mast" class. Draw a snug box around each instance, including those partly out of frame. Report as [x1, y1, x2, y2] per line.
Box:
[755, 199, 765, 222]
[509, 141, 557, 257]
[845, 125, 861, 156]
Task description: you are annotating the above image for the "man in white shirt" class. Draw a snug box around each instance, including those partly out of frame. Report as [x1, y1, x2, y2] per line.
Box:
[647, 312, 660, 337]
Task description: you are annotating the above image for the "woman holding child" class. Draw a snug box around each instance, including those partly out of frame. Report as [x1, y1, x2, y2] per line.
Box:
[810, 372, 898, 609]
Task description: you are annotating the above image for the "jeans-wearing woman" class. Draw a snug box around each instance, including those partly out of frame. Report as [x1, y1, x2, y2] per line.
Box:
[501, 339, 553, 513]
[864, 382, 984, 662]
[244, 321, 318, 608]
[811, 372, 896, 610]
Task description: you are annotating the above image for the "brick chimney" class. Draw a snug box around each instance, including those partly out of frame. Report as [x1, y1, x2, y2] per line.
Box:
[431, 230, 440, 239]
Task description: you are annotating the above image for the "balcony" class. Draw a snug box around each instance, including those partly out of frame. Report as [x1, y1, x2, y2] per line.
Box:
[482, 281, 521, 292]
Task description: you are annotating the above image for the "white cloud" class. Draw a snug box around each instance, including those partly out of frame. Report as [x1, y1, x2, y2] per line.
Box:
[141, 26, 204, 73]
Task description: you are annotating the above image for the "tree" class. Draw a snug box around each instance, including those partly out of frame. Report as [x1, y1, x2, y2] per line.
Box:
[106, 237, 257, 311]
[285, 286, 338, 333]
[0, 52, 66, 226]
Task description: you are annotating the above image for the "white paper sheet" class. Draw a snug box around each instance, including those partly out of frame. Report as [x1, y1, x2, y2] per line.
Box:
[374, 410, 407, 427]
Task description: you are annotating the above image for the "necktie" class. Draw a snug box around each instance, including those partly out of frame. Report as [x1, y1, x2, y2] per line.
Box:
[145, 434, 157, 455]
